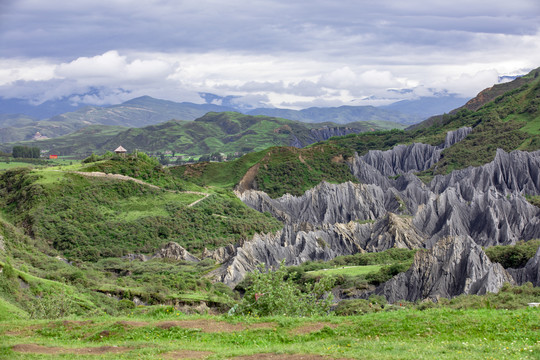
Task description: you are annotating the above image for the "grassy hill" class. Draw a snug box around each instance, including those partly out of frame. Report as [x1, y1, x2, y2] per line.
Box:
[0, 96, 236, 144]
[1, 112, 404, 158]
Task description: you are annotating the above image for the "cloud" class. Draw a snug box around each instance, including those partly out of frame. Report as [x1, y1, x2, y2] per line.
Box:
[55, 51, 173, 84]
[0, 0, 539, 109]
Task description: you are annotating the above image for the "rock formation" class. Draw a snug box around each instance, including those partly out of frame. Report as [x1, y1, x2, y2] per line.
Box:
[372, 237, 515, 303]
[289, 126, 364, 148]
[153, 242, 200, 262]
[508, 246, 540, 286]
[213, 126, 540, 291]
[126, 242, 200, 263]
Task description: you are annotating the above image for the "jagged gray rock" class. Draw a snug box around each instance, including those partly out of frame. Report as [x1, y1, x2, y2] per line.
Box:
[290, 127, 364, 148]
[350, 127, 472, 179]
[154, 242, 200, 262]
[209, 215, 427, 287]
[238, 181, 397, 225]
[413, 187, 540, 247]
[372, 237, 515, 303]
[0, 235, 4, 252]
[362, 213, 425, 252]
[442, 127, 472, 148]
[225, 128, 539, 289]
[508, 246, 540, 286]
[431, 149, 540, 196]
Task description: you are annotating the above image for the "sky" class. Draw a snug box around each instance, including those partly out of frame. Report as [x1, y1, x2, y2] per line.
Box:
[0, 0, 539, 110]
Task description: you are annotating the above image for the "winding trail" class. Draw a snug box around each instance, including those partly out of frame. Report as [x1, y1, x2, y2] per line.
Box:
[69, 171, 210, 207]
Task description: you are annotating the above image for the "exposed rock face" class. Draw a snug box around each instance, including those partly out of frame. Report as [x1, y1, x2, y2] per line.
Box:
[125, 242, 200, 263]
[154, 242, 200, 262]
[350, 127, 472, 178]
[239, 151, 540, 249]
[413, 188, 540, 247]
[210, 215, 428, 287]
[237, 181, 394, 224]
[363, 213, 425, 252]
[443, 127, 472, 148]
[372, 237, 515, 303]
[508, 247, 540, 286]
[289, 127, 366, 148]
[0, 235, 4, 252]
[431, 149, 540, 196]
[216, 126, 540, 289]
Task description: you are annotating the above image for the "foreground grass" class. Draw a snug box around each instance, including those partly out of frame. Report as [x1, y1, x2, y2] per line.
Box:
[0, 308, 538, 359]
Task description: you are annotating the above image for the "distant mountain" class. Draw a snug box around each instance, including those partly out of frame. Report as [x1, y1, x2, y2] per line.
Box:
[0, 97, 88, 120]
[247, 105, 422, 125]
[48, 96, 237, 128]
[0, 96, 238, 143]
[380, 95, 470, 119]
[0, 112, 405, 157]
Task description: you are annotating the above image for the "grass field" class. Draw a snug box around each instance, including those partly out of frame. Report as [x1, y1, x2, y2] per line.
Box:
[0, 308, 538, 359]
[307, 265, 383, 277]
[0, 162, 35, 170]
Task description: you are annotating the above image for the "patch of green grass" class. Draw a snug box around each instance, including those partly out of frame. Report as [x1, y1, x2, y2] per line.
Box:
[0, 297, 28, 321]
[307, 265, 382, 277]
[0, 308, 538, 359]
[0, 162, 35, 170]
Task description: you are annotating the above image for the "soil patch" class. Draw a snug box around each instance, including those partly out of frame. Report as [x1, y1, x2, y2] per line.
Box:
[12, 344, 129, 355]
[236, 163, 260, 193]
[4, 324, 42, 336]
[289, 323, 338, 335]
[115, 320, 149, 328]
[233, 354, 352, 360]
[157, 320, 243, 332]
[162, 349, 214, 359]
[156, 320, 277, 333]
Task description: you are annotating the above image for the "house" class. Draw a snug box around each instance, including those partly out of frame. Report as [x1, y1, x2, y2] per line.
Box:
[114, 146, 127, 155]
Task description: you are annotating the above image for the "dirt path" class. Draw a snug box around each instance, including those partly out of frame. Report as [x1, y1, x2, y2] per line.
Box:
[69, 171, 210, 207]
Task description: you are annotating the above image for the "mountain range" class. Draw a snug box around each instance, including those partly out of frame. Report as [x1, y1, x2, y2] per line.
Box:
[0, 93, 470, 144]
[0, 112, 404, 158]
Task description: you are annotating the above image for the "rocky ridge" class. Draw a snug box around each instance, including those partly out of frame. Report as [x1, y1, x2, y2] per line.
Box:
[508, 246, 540, 286]
[210, 127, 540, 293]
[371, 236, 515, 303]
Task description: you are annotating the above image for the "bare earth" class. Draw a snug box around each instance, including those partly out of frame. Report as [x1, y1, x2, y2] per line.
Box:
[11, 344, 130, 355]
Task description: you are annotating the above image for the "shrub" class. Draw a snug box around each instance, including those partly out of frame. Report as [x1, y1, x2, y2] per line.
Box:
[484, 239, 540, 268]
[233, 260, 334, 317]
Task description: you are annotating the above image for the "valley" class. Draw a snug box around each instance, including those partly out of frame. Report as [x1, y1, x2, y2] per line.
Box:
[0, 68, 539, 359]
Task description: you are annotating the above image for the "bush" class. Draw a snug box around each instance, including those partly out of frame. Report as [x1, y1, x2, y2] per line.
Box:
[484, 240, 540, 268]
[233, 260, 334, 317]
[365, 262, 411, 286]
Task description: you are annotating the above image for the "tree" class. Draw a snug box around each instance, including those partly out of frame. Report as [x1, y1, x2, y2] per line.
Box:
[12, 145, 41, 158]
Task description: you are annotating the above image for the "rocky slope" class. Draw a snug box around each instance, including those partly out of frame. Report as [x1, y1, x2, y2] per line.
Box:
[371, 237, 515, 303]
[210, 127, 540, 291]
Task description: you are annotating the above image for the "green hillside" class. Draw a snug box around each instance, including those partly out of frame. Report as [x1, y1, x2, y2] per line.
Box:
[1, 112, 404, 158]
